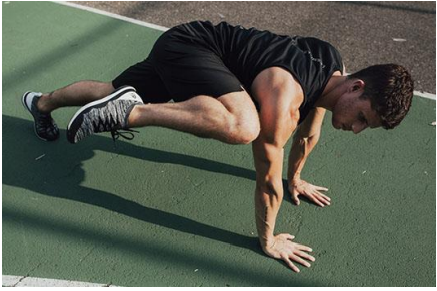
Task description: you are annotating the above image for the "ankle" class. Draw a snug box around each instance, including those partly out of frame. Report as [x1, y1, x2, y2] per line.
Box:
[127, 104, 146, 128]
[36, 94, 53, 114]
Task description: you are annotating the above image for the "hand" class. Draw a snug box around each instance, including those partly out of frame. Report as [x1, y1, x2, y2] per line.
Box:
[263, 233, 315, 273]
[288, 178, 331, 207]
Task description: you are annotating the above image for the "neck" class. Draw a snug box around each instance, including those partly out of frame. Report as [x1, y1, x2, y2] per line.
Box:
[315, 75, 349, 111]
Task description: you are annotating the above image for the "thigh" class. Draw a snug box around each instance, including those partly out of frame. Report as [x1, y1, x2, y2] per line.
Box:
[149, 29, 245, 102]
[217, 91, 259, 124]
[112, 58, 172, 104]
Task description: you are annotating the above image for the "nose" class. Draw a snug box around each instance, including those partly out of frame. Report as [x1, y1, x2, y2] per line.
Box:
[352, 122, 367, 134]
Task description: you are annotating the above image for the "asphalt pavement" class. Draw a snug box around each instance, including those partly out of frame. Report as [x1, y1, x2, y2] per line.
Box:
[74, 1, 436, 94]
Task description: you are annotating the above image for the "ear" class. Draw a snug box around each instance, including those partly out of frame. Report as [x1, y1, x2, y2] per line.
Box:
[350, 79, 365, 93]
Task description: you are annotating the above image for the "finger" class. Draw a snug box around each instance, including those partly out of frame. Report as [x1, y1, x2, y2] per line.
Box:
[311, 192, 329, 206]
[319, 192, 331, 201]
[290, 254, 311, 268]
[315, 186, 329, 192]
[308, 195, 325, 207]
[314, 193, 331, 205]
[296, 250, 316, 262]
[291, 192, 300, 206]
[286, 234, 295, 241]
[296, 244, 313, 253]
[282, 255, 300, 273]
[294, 197, 300, 206]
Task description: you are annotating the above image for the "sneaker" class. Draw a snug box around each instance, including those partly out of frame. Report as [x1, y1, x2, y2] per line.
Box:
[67, 86, 143, 144]
[22, 91, 60, 141]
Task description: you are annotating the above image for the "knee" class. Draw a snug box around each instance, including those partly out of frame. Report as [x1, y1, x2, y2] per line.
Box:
[215, 91, 260, 144]
[101, 82, 116, 95]
[228, 115, 260, 145]
[83, 81, 115, 99]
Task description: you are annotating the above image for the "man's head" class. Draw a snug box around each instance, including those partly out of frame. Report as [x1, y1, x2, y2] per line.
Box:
[332, 64, 414, 134]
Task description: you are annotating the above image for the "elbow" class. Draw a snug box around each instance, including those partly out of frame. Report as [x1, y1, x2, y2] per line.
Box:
[256, 178, 284, 199]
[308, 134, 320, 148]
[294, 132, 320, 148]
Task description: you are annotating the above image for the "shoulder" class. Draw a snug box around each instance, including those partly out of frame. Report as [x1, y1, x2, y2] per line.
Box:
[251, 66, 304, 111]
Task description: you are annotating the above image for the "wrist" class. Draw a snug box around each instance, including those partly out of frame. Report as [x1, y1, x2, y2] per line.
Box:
[289, 174, 302, 184]
[259, 235, 275, 250]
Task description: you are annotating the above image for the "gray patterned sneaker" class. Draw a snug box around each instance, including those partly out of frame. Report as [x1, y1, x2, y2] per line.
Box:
[66, 86, 143, 144]
[22, 91, 60, 141]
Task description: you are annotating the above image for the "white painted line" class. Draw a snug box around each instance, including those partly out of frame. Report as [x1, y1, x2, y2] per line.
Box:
[53, 1, 169, 31]
[55, 1, 436, 101]
[2, 275, 118, 287]
[414, 91, 436, 100]
[2, 275, 24, 287]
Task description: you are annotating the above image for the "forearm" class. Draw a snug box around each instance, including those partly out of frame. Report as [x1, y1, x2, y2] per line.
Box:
[287, 134, 319, 181]
[252, 140, 286, 249]
[254, 180, 283, 249]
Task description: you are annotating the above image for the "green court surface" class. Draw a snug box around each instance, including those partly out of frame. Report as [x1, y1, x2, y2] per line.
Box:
[2, 1, 436, 287]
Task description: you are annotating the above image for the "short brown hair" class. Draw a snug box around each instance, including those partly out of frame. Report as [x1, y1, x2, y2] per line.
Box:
[348, 64, 414, 129]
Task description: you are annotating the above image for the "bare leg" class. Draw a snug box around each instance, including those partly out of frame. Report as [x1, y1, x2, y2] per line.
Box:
[37, 80, 115, 113]
[127, 92, 260, 144]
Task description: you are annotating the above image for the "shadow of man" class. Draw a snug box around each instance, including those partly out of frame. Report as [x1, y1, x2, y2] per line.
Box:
[3, 114, 262, 254]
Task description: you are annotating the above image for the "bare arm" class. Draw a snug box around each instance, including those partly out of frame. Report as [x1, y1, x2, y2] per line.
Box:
[251, 67, 314, 272]
[287, 107, 325, 182]
[286, 70, 343, 206]
[287, 107, 331, 207]
[253, 115, 292, 249]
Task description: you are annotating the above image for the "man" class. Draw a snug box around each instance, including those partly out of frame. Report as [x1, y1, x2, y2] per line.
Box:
[22, 20, 414, 273]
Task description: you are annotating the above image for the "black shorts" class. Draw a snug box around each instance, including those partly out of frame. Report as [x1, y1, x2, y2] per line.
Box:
[112, 26, 244, 103]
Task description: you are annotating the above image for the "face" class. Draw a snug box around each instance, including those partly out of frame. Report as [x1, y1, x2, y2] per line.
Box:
[331, 82, 382, 134]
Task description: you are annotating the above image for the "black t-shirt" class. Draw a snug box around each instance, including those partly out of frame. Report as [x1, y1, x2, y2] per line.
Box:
[177, 21, 344, 123]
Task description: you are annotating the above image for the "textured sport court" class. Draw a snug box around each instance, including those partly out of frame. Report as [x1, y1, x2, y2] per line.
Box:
[2, 2, 435, 287]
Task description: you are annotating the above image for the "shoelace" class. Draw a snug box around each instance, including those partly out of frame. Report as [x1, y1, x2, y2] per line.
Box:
[36, 113, 54, 127]
[110, 128, 139, 142]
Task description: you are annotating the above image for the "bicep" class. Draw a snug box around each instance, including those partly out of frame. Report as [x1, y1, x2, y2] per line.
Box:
[251, 67, 303, 181]
[255, 78, 302, 147]
[253, 101, 300, 186]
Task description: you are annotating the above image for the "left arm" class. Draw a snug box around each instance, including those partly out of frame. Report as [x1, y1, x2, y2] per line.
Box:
[287, 107, 331, 207]
[287, 114, 322, 182]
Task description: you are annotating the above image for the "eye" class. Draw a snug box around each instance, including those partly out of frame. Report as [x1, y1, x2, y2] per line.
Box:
[359, 112, 368, 125]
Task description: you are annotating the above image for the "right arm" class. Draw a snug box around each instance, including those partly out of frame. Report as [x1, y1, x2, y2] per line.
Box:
[251, 67, 315, 272]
